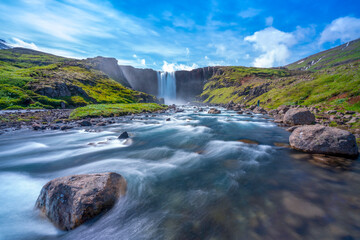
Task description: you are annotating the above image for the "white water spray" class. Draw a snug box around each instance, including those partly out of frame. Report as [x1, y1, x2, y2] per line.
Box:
[157, 71, 176, 104]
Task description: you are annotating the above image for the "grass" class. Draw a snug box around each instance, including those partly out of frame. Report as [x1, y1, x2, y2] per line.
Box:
[247, 62, 360, 112]
[286, 38, 360, 71]
[200, 66, 294, 104]
[0, 49, 158, 109]
[200, 59, 360, 113]
[70, 103, 166, 119]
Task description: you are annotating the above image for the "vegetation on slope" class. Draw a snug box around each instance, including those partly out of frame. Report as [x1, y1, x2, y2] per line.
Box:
[200, 66, 295, 104]
[201, 39, 360, 112]
[0, 48, 157, 110]
[248, 62, 360, 112]
[286, 38, 360, 71]
[70, 103, 166, 119]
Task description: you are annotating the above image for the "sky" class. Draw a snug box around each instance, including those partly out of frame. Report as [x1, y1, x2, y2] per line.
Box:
[0, 0, 360, 71]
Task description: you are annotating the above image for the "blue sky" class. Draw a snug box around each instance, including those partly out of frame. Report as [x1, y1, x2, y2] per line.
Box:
[0, 0, 360, 71]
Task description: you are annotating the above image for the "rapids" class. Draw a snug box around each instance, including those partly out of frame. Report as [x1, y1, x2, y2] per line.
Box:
[0, 105, 360, 240]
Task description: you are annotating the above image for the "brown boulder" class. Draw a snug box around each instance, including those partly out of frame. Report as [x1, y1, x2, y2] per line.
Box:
[289, 125, 359, 158]
[35, 172, 127, 230]
[208, 108, 221, 114]
[283, 108, 315, 125]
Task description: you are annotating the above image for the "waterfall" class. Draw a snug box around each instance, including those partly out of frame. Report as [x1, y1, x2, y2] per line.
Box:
[157, 71, 176, 104]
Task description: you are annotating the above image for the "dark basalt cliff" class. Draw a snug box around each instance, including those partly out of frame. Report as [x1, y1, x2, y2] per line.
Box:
[119, 66, 159, 96]
[175, 67, 221, 101]
[85, 57, 131, 88]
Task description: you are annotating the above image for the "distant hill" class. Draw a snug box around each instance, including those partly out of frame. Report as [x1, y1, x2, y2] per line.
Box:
[0, 39, 11, 50]
[0, 48, 158, 110]
[286, 38, 360, 71]
[199, 39, 360, 113]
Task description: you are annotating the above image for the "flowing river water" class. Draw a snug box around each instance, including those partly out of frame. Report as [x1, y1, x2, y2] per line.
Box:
[0, 105, 360, 240]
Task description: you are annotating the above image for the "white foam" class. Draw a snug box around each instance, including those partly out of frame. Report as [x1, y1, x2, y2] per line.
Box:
[0, 142, 48, 156]
[0, 173, 60, 239]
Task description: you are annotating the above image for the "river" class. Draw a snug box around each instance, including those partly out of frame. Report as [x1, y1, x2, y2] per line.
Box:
[0, 105, 359, 240]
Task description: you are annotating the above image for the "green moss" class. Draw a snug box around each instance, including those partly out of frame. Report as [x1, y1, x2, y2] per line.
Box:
[70, 103, 166, 119]
[0, 49, 157, 109]
[247, 62, 360, 111]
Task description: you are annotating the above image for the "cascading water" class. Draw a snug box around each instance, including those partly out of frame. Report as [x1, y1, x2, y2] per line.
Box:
[157, 71, 176, 104]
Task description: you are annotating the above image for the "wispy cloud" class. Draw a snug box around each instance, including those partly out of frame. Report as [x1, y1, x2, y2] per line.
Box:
[8, 38, 39, 50]
[319, 16, 360, 44]
[238, 8, 262, 19]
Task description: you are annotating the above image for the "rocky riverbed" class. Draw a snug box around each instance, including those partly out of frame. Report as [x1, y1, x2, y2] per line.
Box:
[1, 105, 360, 240]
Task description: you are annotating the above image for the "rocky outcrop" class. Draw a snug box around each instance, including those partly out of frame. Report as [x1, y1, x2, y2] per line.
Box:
[176, 67, 222, 102]
[119, 66, 158, 96]
[35, 172, 127, 230]
[283, 108, 315, 125]
[35, 83, 93, 100]
[85, 57, 131, 88]
[289, 125, 359, 158]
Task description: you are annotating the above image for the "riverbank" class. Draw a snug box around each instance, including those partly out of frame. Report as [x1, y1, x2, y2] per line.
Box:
[0, 103, 167, 134]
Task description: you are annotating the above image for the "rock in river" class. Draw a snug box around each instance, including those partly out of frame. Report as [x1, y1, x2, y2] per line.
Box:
[35, 172, 127, 230]
[118, 131, 129, 139]
[208, 108, 221, 114]
[289, 125, 359, 158]
[283, 108, 315, 125]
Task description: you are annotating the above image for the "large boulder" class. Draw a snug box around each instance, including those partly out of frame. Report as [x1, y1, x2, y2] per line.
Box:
[35, 172, 127, 230]
[289, 125, 359, 158]
[283, 108, 315, 125]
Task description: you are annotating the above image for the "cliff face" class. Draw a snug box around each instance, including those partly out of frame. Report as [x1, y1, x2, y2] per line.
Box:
[85, 57, 131, 88]
[119, 66, 158, 96]
[175, 67, 222, 101]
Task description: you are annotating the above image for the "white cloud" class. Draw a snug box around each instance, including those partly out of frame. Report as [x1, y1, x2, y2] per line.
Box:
[266, 16, 273, 26]
[245, 27, 297, 68]
[8, 38, 39, 50]
[162, 61, 198, 72]
[141, 59, 146, 65]
[319, 17, 360, 44]
[204, 56, 209, 60]
[133, 54, 137, 58]
[238, 8, 262, 18]
[173, 17, 195, 29]
[186, 47, 190, 56]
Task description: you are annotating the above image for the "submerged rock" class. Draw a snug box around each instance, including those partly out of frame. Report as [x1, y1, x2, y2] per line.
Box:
[282, 192, 325, 218]
[118, 131, 129, 139]
[238, 139, 259, 145]
[35, 172, 127, 230]
[289, 125, 359, 158]
[283, 108, 315, 125]
[208, 108, 221, 114]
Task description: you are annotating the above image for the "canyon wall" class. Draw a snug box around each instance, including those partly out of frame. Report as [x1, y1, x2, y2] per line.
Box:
[86, 56, 221, 102]
[175, 66, 221, 102]
[119, 66, 158, 97]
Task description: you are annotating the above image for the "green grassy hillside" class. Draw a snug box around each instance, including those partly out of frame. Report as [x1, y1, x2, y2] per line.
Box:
[0, 48, 157, 110]
[201, 39, 360, 112]
[200, 66, 297, 104]
[248, 62, 360, 111]
[286, 38, 360, 71]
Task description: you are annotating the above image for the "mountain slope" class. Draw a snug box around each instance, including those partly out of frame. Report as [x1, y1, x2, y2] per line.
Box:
[286, 38, 360, 71]
[200, 40, 360, 112]
[0, 48, 158, 110]
[0, 39, 10, 50]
